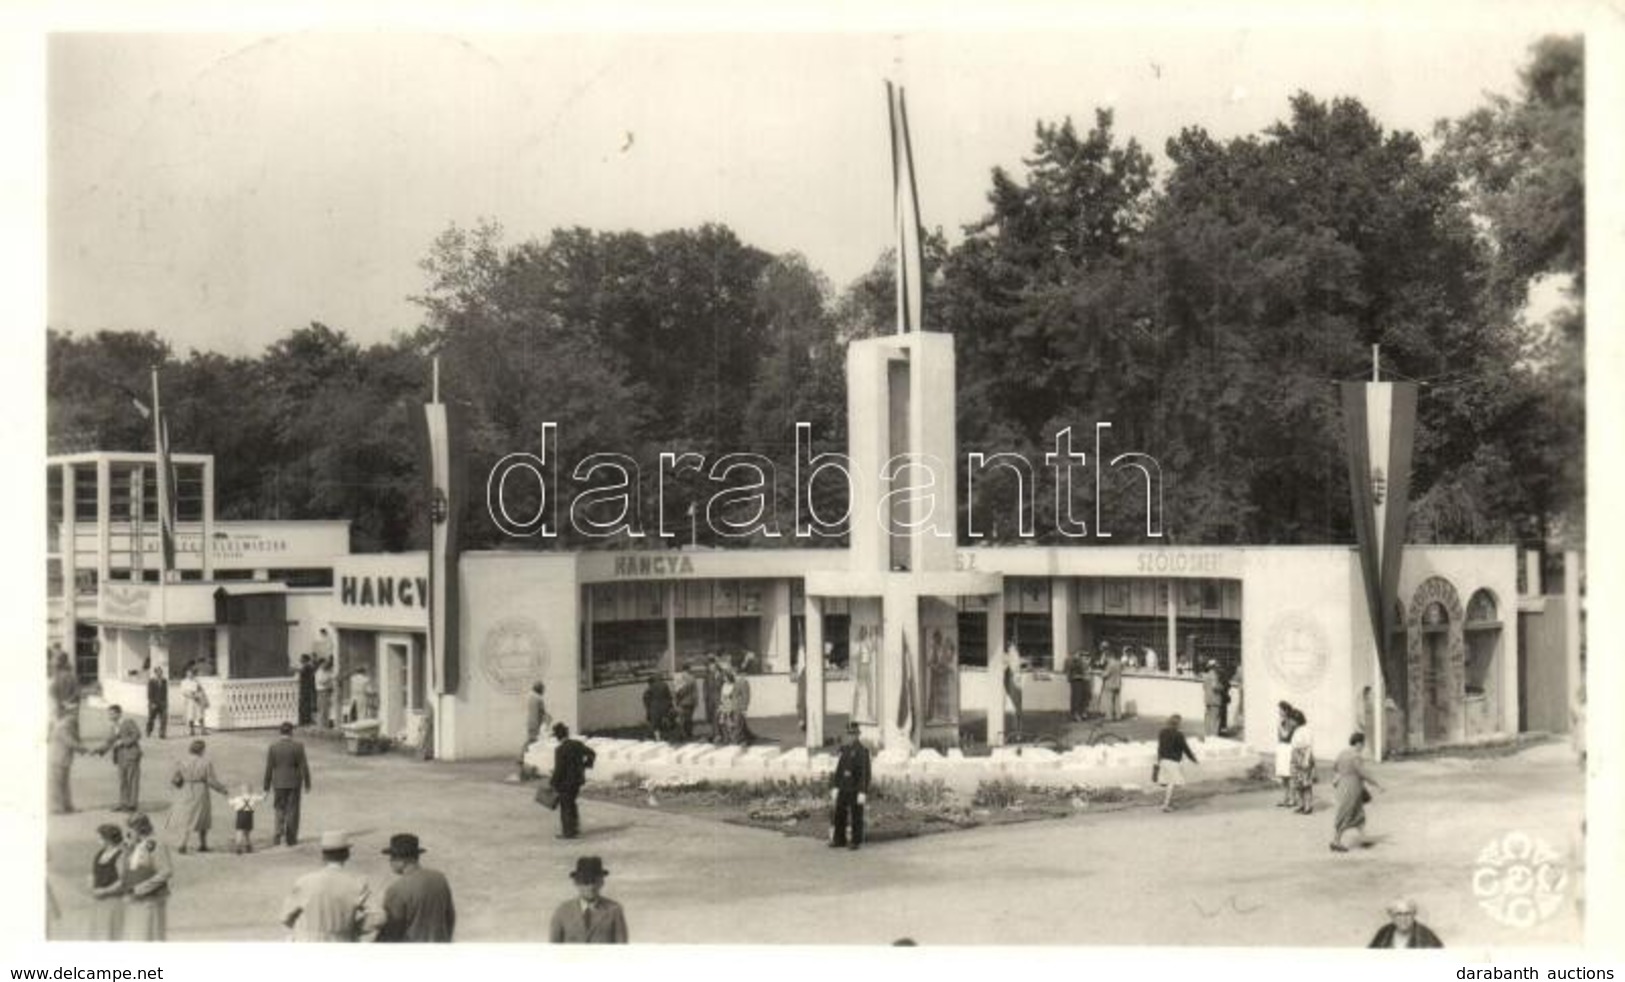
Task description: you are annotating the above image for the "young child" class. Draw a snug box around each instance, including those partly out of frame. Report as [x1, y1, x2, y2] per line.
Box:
[228, 785, 264, 854]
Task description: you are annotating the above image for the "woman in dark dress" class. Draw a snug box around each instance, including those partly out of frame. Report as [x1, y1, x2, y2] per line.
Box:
[87, 824, 126, 941]
[1155, 714, 1200, 812]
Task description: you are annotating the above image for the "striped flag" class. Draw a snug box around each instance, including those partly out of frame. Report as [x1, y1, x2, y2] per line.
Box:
[1342, 381, 1417, 725]
[422, 395, 469, 697]
[136, 369, 179, 576]
[887, 81, 924, 334]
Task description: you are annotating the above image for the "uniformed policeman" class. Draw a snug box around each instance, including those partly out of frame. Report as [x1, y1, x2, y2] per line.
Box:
[829, 723, 871, 850]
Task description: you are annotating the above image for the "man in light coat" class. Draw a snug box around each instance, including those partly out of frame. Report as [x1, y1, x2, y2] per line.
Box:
[281, 831, 385, 942]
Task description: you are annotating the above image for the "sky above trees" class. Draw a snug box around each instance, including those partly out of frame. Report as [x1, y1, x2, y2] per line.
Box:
[45, 18, 1582, 355]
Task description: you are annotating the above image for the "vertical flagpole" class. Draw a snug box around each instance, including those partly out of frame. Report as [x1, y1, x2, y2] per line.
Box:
[432, 355, 441, 405]
[151, 368, 169, 581]
[1371, 344, 1382, 760]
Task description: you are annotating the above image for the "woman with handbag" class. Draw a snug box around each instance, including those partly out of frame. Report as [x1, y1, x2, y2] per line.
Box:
[1330, 732, 1384, 852]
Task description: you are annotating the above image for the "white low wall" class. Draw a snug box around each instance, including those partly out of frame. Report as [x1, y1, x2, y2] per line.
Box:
[523, 734, 1260, 796]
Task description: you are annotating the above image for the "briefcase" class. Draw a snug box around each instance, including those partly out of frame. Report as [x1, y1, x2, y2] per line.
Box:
[534, 784, 560, 810]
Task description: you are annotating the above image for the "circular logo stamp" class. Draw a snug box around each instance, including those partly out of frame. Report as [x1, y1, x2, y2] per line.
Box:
[1472, 831, 1568, 928]
[1263, 610, 1329, 693]
[479, 617, 549, 694]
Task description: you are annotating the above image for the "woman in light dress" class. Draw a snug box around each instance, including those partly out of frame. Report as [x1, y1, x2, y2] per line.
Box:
[1274, 701, 1298, 808]
[1330, 732, 1385, 852]
[180, 667, 209, 736]
[122, 813, 173, 940]
[167, 739, 229, 853]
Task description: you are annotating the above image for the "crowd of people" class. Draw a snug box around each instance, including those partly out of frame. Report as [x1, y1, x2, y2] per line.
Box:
[48, 635, 1489, 947]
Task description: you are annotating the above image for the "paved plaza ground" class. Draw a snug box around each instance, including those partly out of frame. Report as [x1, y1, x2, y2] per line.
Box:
[46, 710, 1585, 947]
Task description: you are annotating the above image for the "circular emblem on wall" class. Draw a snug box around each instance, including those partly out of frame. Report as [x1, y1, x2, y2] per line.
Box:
[479, 617, 549, 694]
[1263, 609, 1330, 693]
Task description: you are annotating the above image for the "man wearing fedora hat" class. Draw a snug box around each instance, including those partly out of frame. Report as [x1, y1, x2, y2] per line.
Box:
[280, 831, 385, 942]
[549, 722, 596, 839]
[377, 833, 455, 943]
[829, 722, 871, 850]
[548, 857, 627, 944]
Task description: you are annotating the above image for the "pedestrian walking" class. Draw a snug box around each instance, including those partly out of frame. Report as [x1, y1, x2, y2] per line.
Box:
[87, 823, 127, 941]
[50, 651, 81, 720]
[377, 834, 456, 943]
[145, 666, 169, 739]
[1202, 660, 1224, 736]
[121, 813, 172, 941]
[702, 657, 722, 737]
[228, 784, 264, 854]
[96, 705, 144, 812]
[672, 667, 698, 741]
[1289, 709, 1315, 814]
[714, 670, 742, 744]
[642, 673, 673, 741]
[733, 664, 755, 744]
[1367, 897, 1443, 948]
[548, 857, 628, 944]
[1154, 714, 1200, 812]
[48, 712, 88, 815]
[167, 739, 228, 854]
[180, 667, 209, 736]
[520, 682, 550, 773]
[314, 657, 336, 729]
[1330, 732, 1384, 852]
[264, 721, 312, 847]
[1064, 648, 1090, 721]
[1101, 646, 1124, 721]
[829, 723, 871, 850]
[549, 723, 596, 840]
[1274, 701, 1298, 808]
[295, 655, 317, 727]
[280, 831, 385, 942]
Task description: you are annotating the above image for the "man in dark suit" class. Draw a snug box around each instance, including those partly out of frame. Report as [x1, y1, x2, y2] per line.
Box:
[264, 721, 313, 846]
[295, 655, 317, 727]
[549, 723, 596, 839]
[548, 857, 627, 944]
[829, 722, 871, 850]
[145, 666, 169, 739]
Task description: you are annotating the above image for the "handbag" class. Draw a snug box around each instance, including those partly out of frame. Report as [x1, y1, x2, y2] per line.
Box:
[1360, 787, 1373, 805]
[534, 784, 560, 810]
[1151, 762, 1161, 783]
[171, 771, 185, 789]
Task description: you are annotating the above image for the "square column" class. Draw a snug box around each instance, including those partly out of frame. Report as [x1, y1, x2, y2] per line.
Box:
[986, 590, 1006, 746]
[804, 596, 825, 749]
[1050, 577, 1075, 671]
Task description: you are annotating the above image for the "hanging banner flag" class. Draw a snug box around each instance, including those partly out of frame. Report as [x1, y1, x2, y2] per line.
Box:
[887, 80, 924, 334]
[1341, 381, 1418, 705]
[138, 369, 179, 577]
[896, 631, 916, 740]
[422, 398, 470, 696]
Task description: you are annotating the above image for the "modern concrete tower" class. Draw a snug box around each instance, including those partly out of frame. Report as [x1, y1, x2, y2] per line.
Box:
[802, 85, 1004, 752]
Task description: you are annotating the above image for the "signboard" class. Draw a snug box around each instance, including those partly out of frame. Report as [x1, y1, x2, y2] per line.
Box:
[332, 554, 430, 630]
[70, 521, 350, 570]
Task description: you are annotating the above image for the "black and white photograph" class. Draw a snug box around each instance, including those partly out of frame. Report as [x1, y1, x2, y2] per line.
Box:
[11, 1, 1623, 967]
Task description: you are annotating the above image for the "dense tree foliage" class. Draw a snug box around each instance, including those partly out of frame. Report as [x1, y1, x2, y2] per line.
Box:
[47, 37, 1582, 555]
